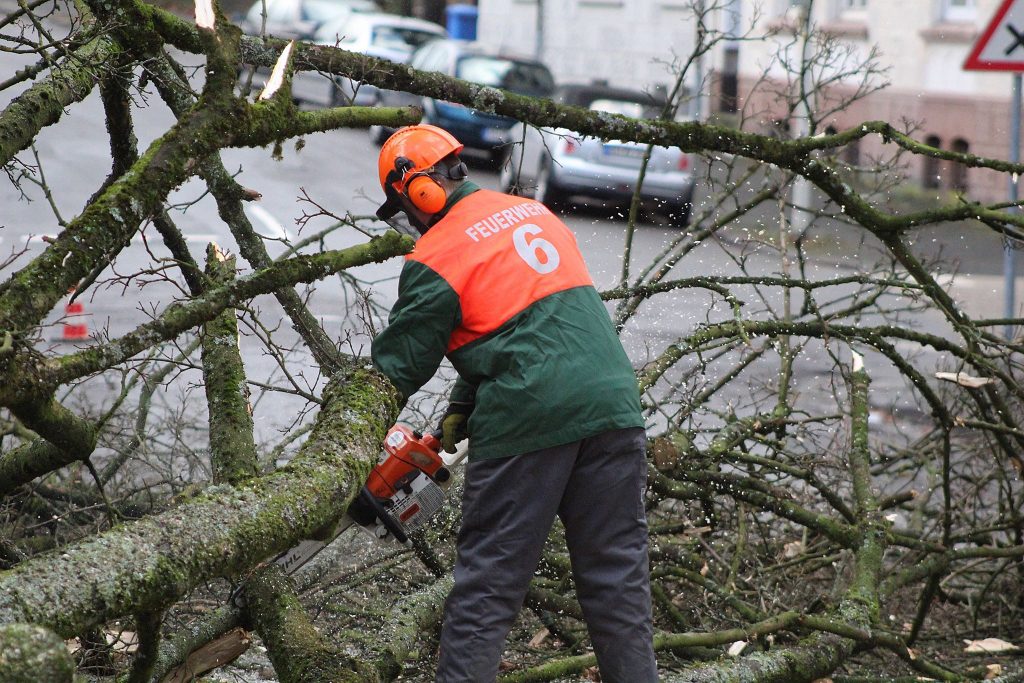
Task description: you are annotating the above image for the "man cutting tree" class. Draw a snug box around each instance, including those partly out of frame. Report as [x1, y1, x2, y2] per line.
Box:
[370, 124, 658, 683]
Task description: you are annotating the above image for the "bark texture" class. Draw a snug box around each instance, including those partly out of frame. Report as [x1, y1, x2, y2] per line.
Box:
[244, 565, 372, 682]
[202, 245, 259, 484]
[0, 362, 401, 637]
[0, 623, 75, 682]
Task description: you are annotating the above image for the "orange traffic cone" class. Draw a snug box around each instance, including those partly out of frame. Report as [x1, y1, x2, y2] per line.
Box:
[60, 288, 89, 341]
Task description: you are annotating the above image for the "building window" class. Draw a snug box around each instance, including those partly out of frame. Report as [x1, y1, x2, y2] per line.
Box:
[949, 138, 970, 192]
[718, 46, 739, 114]
[844, 139, 861, 167]
[837, 0, 867, 21]
[923, 135, 943, 189]
[942, 0, 976, 22]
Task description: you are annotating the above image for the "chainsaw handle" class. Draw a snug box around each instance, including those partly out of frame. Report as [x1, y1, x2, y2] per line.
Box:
[422, 429, 443, 453]
[422, 430, 450, 481]
[356, 486, 408, 544]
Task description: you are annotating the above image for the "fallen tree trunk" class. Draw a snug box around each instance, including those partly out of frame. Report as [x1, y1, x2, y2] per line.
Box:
[0, 361, 401, 639]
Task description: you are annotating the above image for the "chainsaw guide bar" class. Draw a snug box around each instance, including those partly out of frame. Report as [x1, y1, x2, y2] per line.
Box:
[271, 426, 466, 576]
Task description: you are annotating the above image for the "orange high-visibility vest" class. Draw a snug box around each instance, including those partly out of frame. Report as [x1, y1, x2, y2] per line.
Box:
[409, 189, 594, 353]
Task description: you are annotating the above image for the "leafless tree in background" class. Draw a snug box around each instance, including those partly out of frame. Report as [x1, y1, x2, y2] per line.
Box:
[0, 0, 1023, 680]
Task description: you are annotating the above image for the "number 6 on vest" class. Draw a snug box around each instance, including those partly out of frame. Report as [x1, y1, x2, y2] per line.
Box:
[513, 224, 561, 274]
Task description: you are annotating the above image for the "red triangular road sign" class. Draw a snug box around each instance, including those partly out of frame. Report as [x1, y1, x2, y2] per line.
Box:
[965, 0, 1024, 71]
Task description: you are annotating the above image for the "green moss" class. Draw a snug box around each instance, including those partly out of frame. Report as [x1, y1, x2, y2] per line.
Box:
[0, 36, 120, 167]
[244, 566, 373, 683]
[0, 623, 74, 682]
[202, 248, 259, 484]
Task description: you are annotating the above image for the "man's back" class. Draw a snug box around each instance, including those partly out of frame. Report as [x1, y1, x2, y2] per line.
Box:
[375, 188, 643, 461]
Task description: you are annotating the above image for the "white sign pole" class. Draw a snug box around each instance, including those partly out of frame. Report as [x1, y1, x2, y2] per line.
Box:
[1007, 74, 1021, 340]
[963, 0, 1024, 338]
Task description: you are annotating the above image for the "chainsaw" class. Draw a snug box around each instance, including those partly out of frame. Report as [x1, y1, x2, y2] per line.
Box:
[270, 423, 465, 576]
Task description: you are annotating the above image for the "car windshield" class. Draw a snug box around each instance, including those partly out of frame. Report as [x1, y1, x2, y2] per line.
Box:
[588, 97, 662, 120]
[371, 25, 442, 52]
[456, 56, 554, 96]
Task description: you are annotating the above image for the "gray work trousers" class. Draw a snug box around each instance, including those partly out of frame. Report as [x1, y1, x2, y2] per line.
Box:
[435, 427, 657, 683]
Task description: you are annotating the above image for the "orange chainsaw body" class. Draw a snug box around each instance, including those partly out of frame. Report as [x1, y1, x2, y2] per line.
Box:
[263, 424, 453, 583]
[365, 424, 446, 500]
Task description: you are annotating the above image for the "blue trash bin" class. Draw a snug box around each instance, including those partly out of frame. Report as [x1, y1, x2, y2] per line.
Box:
[446, 4, 478, 41]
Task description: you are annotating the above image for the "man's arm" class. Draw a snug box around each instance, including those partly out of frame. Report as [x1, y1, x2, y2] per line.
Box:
[371, 260, 462, 402]
[450, 375, 476, 405]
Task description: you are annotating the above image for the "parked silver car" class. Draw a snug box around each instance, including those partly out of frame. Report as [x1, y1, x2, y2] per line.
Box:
[237, 0, 377, 40]
[291, 12, 446, 107]
[500, 84, 696, 225]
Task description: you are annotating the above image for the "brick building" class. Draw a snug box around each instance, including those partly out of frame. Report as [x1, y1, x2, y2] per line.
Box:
[477, 0, 1019, 201]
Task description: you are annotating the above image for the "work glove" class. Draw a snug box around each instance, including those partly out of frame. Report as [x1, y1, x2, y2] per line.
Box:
[439, 401, 473, 454]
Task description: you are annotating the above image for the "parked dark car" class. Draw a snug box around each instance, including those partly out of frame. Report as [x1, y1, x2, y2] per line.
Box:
[372, 39, 556, 159]
[500, 83, 696, 225]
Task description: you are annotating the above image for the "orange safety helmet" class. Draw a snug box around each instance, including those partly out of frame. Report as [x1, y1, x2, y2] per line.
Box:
[376, 124, 466, 220]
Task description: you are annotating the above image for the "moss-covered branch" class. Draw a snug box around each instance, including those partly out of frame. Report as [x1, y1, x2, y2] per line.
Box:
[243, 565, 371, 683]
[660, 628, 858, 683]
[202, 245, 259, 484]
[143, 603, 242, 682]
[350, 575, 454, 681]
[0, 232, 411, 408]
[844, 361, 885, 616]
[0, 623, 75, 682]
[125, 610, 162, 683]
[0, 362, 401, 638]
[0, 440, 79, 499]
[0, 34, 117, 167]
[0, 397, 99, 497]
[233, 38, 1024, 240]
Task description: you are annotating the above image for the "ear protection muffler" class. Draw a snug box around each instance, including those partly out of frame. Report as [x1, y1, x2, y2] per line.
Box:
[404, 172, 448, 214]
[392, 156, 469, 215]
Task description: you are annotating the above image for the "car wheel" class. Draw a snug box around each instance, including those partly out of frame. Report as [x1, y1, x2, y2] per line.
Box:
[488, 147, 507, 170]
[665, 200, 692, 227]
[535, 159, 566, 210]
[329, 80, 349, 107]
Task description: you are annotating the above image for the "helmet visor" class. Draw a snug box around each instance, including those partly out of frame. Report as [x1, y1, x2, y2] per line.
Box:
[381, 213, 421, 238]
[376, 192, 404, 221]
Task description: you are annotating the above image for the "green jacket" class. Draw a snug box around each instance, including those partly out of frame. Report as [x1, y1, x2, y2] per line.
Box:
[372, 183, 643, 460]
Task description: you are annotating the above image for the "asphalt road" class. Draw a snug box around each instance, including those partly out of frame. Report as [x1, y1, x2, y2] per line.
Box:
[0, 45, 739, 442]
[1, 43, 1020, 447]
